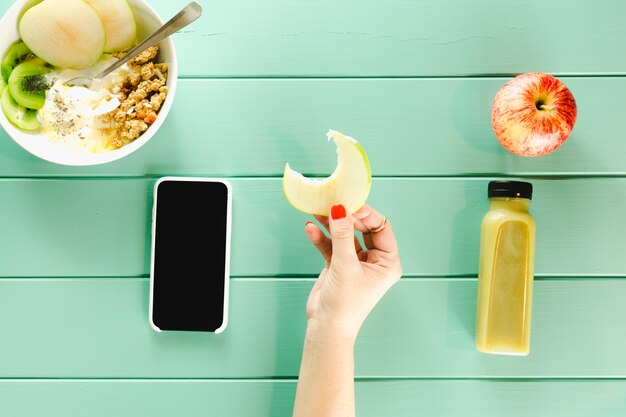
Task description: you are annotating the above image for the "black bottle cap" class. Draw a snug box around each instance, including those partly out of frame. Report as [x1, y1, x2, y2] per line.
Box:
[488, 180, 533, 200]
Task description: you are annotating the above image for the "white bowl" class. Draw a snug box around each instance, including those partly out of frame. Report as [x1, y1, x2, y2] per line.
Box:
[0, 0, 178, 166]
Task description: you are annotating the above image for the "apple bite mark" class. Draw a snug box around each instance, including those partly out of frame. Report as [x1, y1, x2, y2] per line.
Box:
[491, 72, 577, 157]
[282, 130, 372, 216]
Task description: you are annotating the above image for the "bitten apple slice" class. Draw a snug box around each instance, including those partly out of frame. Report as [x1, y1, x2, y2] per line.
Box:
[283, 130, 372, 216]
[19, 0, 105, 69]
[83, 0, 137, 52]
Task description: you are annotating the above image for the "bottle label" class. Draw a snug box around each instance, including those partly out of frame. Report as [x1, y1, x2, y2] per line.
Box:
[486, 220, 530, 352]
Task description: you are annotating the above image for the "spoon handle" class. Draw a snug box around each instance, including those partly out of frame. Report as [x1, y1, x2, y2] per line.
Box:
[95, 1, 203, 79]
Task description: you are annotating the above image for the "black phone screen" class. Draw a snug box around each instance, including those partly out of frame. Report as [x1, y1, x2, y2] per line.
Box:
[150, 178, 231, 332]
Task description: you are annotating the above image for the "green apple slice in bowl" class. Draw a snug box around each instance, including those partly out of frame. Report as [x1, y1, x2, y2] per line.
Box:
[283, 129, 372, 216]
[19, 0, 106, 69]
[83, 0, 137, 53]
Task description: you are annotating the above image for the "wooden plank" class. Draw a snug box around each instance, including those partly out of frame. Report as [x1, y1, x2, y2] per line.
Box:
[3, 0, 623, 77]
[1, 379, 625, 417]
[0, 178, 624, 278]
[0, 78, 625, 176]
[0, 278, 625, 378]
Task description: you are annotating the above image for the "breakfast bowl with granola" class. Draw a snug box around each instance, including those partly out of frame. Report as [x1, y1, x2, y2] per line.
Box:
[0, 0, 178, 166]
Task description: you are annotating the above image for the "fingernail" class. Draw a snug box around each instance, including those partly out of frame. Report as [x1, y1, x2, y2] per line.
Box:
[331, 204, 346, 220]
[305, 221, 313, 226]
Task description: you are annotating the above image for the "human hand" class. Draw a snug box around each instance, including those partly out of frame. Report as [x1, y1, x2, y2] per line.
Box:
[304, 203, 403, 344]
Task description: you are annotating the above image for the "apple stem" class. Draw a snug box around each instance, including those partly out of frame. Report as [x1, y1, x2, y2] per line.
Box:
[539, 104, 555, 112]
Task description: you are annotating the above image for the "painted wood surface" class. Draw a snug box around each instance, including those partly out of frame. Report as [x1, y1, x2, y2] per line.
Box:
[0, 178, 624, 278]
[0, 278, 625, 378]
[148, 0, 626, 77]
[0, 78, 625, 176]
[0, 0, 624, 414]
[1, 380, 625, 417]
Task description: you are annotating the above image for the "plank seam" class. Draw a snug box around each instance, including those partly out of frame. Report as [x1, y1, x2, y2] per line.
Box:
[0, 276, 625, 281]
[1, 377, 626, 382]
[177, 74, 626, 80]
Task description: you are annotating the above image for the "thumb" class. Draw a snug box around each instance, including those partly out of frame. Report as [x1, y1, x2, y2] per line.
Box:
[329, 204, 358, 264]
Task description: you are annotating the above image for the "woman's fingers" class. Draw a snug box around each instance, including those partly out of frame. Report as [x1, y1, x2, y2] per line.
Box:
[305, 221, 332, 266]
[328, 204, 360, 266]
[313, 214, 330, 232]
[353, 204, 398, 254]
[362, 230, 374, 251]
[322, 214, 370, 238]
[353, 217, 370, 234]
[311, 216, 365, 255]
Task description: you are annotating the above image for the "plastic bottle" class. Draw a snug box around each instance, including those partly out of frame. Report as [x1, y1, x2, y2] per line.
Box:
[475, 180, 536, 356]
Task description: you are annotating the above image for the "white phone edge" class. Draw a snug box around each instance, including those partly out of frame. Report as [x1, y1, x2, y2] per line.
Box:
[148, 176, 233, 334]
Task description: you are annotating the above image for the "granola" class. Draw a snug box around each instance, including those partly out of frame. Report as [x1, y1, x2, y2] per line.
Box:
[98, 45, 169, 149]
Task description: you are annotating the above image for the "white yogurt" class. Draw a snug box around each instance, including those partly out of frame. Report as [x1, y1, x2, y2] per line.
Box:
[38, 56, 129, 153]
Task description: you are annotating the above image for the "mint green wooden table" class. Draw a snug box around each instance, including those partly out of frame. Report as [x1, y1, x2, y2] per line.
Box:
[1, 0, 626, 415]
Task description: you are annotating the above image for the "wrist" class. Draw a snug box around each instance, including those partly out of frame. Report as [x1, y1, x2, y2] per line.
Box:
[305, 317, 358, 347]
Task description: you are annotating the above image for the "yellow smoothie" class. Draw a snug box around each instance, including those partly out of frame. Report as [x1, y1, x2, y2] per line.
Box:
[476, 182, 535, 356]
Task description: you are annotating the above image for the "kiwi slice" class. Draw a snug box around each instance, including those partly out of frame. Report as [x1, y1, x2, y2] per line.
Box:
[1, 88, 40, 131]
[1, 41, 36, 82]
[0, 78, 6, 96]
[8, 61, 50, 110]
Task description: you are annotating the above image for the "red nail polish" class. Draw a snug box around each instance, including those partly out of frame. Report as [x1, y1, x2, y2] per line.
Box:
[331, 204, 346, 220]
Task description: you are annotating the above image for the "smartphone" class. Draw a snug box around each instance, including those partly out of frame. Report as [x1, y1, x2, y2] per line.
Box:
[149, 176, 232, 333]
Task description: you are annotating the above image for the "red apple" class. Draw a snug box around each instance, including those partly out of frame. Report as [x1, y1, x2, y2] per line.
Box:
[491, 72, 577, 157]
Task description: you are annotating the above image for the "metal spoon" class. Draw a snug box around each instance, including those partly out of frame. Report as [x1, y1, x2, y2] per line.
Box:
[64, 1, 202, 88]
